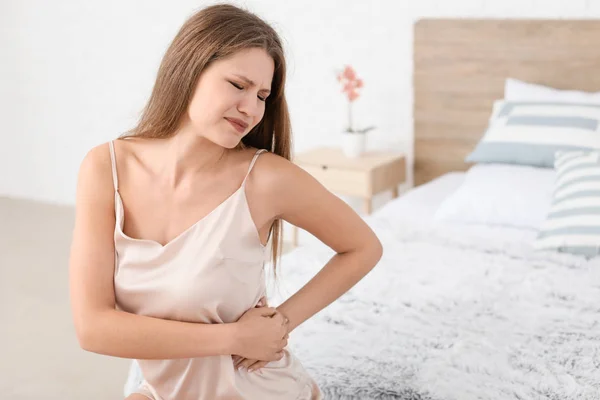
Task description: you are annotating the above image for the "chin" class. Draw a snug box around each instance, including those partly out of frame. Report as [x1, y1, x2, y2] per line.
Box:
[223, 141, 241, 150]
[214, 137, 243, 150]
[222, 130, 249, 149]
[200, 131, 242, 149]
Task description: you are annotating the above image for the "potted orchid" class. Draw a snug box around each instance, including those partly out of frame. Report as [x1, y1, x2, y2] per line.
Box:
[337, 65, 375, 158]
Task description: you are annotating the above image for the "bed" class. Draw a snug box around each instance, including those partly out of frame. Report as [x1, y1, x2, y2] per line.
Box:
[267, 172, 599, 400]
[124, 19, 600, 399]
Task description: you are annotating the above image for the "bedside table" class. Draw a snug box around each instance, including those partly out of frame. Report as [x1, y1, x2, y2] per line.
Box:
[292, 147, 406, 246]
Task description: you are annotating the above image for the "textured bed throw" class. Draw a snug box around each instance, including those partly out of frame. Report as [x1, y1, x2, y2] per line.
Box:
[125, 218, 600, 400]
[269, 219, 600, 400]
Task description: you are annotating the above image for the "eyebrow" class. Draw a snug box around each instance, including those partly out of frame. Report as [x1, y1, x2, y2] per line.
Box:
[232, 74, 271, 95]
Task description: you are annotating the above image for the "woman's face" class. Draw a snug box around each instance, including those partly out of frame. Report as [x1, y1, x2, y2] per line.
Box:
[186, 47, 275, 148]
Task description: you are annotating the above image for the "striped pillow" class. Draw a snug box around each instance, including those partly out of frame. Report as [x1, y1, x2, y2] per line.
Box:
[534, 151, 600, 258]
[466, 101, 600, 168]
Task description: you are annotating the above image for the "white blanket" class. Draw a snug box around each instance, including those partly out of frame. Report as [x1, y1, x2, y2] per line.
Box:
[267, 216, 600, 400]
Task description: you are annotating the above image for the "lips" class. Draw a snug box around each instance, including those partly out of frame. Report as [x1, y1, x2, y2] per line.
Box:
[225, 117, 248, 134]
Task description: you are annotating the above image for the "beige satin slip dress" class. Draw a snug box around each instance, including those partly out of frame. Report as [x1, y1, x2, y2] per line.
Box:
[109, 141, 322, 400]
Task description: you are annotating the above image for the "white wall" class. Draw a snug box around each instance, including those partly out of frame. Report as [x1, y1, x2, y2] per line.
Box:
[1, 0, 598, 205]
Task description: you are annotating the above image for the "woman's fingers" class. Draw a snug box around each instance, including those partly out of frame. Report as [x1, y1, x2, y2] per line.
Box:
[233, 356, 244, 369]
[248, 360, 269, 372]
[235, 358, 270, 373]
[237, 358, 250, 370]
[244, 359, 261, 371]
[234, 356, 255, 370]
[238, 358, 258, 371]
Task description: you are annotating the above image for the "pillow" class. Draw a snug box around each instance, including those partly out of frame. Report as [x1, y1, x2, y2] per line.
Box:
[375, 172, 466, 224]
[505, 78, 600, 103]
[534, 151, 600, 258]
[434, 164, 556, 230]
[488, 99, 504, 121]
[466, 101, 600, 168]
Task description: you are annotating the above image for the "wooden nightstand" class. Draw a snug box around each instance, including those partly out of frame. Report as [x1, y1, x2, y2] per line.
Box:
[292, 147, 406, 246]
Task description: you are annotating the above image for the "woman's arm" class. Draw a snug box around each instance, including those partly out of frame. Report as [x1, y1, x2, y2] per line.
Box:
[260, 154, 383, 332]
[69, 144, 286, 361]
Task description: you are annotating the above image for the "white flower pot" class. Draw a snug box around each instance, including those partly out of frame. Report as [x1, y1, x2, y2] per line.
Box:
[341, 132, 366, 158]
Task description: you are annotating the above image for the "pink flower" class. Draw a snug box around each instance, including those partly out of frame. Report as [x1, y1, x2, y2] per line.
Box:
[342, 65, 356, 81]
[338, 65, 364, 102]
[337, 65, 372, 131]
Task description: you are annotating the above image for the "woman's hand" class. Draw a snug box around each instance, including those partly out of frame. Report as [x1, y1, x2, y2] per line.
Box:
[232, 297, 289, 364]
[232, 297, 289, 372]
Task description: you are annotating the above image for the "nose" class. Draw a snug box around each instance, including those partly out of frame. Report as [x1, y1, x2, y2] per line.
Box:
[237, 93, 262, 119]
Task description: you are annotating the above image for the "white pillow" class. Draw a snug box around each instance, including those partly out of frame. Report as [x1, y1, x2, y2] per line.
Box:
[375, 172, 466, 223]
[488, 99, 504, 121]
[434, 164, 556, 230]
[505, 78, 600, 103]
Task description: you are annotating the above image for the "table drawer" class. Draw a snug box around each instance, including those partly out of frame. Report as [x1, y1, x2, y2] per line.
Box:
[297, 163, 370, 197]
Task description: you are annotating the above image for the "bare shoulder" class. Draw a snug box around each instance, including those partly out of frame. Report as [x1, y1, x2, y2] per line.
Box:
[252, 150, 295, 179]
[78, 138, 140, 190]
[249, 150, 311, 197]
[79, 143, 112, 182]
[249, 150, 329, 216]
[76, 142, 116, 205]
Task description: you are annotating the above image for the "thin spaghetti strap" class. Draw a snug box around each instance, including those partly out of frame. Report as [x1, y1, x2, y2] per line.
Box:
[242, 149, 267, 186]
[108, 140, 119, 191]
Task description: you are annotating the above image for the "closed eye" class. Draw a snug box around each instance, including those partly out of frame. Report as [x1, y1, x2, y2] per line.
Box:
[229, 81, 267, 102]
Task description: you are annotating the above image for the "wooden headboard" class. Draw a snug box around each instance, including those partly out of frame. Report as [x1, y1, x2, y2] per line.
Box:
[413, 19, 600, 186]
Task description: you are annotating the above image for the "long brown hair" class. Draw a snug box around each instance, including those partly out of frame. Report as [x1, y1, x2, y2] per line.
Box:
[122, 4, 291, 274]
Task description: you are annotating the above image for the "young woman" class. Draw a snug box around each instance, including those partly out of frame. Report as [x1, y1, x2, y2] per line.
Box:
[69, 4, 382, 399]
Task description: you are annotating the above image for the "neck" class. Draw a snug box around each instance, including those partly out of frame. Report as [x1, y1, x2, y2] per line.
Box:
[158, 127, 229, 189]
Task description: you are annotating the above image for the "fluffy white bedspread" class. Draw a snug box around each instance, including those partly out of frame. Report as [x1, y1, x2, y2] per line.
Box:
[267, 217, 600, 400]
